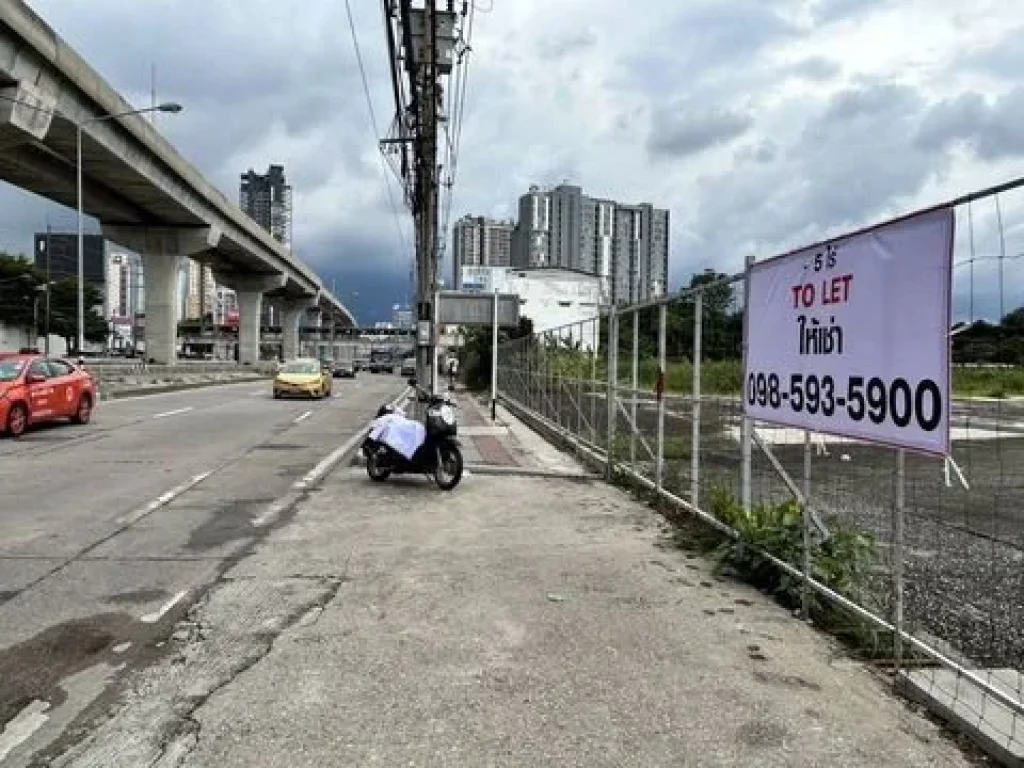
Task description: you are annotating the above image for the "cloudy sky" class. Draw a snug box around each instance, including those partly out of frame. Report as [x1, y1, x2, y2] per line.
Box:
[6, 0, 1024, 322]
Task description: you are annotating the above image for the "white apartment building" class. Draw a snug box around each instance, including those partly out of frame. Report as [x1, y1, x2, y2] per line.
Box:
[459, 265, 604, 352]
[452, 215, 514, 288]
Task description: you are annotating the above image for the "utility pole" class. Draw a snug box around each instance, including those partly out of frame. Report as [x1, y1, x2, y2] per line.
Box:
[385, 0, 459, 393]
[44, 219, 51, 355]
[415, 0, 439, 391]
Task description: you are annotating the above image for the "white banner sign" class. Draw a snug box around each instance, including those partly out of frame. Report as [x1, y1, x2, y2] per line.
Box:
[744, 207, 954, 455]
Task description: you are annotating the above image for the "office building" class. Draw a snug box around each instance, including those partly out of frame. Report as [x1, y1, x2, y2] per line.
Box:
[216, 287, 239, 325]
[451, 215, 513, 288]
[105, 249, 144, 320]
[392, 304, 413, 329]
[184, 260, 217, 321]
[511, 184, 669, 305]
[33, 232, 106, 286]
[239, 164, 293, 250]
[460, 265, 603, 352]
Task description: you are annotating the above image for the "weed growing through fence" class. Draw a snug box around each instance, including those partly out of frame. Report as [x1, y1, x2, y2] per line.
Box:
[660, 484, 902, 660]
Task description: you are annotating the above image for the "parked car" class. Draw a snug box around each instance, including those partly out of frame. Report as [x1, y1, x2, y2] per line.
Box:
[332, 360, 356, 379]
[400, 356, 416, 377]
[0, 354, 98, 437]
[368, 353, 393, 374]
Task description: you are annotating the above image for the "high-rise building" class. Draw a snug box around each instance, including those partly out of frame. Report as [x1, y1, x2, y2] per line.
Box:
[33, 232, 106, 285]
[184, 260, 217, 321]
[216, 287, 239, 325]
[240, 164, 293, 249]
[451, 215, 513, 288]
[511, 184, 669, 305]
[392, 304, 413, 329]
[105, 249, 144, 320]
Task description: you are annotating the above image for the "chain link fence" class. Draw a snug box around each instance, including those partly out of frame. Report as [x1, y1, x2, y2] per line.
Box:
[496, 180, 1024, 760]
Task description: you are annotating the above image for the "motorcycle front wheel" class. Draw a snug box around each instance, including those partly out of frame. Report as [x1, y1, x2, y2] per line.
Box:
[434, 443, 463, 491]
[366, 449, 392, 482]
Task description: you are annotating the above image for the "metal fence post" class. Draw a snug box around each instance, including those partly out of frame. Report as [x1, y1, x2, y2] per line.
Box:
[606, 309, 619, 478]
[490, 286, 498, 421]
[590, 318, 598, 445]
[740, 254, 755, 512]
[802, 430, 812, 619]
[576, 321, 584, 456]
[544, 330, 552, 422]
[656, 302, 667, 495]
[691, 290, 702, 507]
[894, 448, 906, 671]
[631, 309, 639, 470]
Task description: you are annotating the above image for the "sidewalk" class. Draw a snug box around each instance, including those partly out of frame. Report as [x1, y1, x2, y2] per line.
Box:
[456, 389, 592, 477]
[53, 410, 975, 767]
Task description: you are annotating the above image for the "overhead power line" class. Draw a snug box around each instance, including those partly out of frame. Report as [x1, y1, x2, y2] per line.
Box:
[344, 0, 412, 273]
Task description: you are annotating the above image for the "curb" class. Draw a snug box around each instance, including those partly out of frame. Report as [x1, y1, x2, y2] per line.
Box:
[99, 376, 269, 401]
[463, 463, 599, 481]
[309, 385, 413, 478]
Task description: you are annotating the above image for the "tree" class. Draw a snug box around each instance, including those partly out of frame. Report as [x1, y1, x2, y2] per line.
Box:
[0, 253, 42, 332]
[47, 278, 108, 353]
[459, 316, 534, 391]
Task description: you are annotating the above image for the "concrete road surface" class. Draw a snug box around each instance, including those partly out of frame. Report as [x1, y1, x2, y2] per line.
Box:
[43, 463, 976, 765]
[0, 374, 404, 766]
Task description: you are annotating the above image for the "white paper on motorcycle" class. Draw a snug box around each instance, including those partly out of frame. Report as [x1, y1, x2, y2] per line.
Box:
[743, 207, 954, 456]
[369, 412, 425, 460]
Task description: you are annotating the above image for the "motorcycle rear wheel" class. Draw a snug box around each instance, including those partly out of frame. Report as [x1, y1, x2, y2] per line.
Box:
[434, 443, 463, 491]
[366, 450, 392, 482]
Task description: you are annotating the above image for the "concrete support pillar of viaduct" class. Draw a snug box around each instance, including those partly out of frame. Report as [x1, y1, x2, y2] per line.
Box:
[279, 297, 318, 362]
[214, 273, 288, 366]
[103, 226, 221, 365]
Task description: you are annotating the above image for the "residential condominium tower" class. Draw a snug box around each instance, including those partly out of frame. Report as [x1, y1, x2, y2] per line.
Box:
[239, 164, 293, 250]
[511, 184, 669, 306]
[451, 215, 514, 289]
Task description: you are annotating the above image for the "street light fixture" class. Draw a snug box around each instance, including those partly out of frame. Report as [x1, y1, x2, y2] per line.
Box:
[76, 101, 183, 354]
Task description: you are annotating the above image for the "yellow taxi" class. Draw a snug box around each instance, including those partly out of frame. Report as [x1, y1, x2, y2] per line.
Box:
[272, 358, 332, 399]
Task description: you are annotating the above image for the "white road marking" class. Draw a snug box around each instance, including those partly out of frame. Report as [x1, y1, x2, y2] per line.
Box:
[140, 589, 188, 624]
[152, 406, 193, 419]
[0, 699, 50, 762]
[253, 386, 411, 524]
[103, 379, 266, 405]
[294, 409, 313, 424]
[251, 492, 300, 528]
[115, 471, 213, 526]
[112, 641, 132, 654]
[292, 428, 369, 491]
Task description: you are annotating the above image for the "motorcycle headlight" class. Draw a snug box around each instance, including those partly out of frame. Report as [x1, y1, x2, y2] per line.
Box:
[439, 404, 455, 426]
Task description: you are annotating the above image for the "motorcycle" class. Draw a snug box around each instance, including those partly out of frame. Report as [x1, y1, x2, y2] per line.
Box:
[361, 379, 463, 490]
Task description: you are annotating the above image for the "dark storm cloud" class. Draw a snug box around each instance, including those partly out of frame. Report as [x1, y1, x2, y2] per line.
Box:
[789, 56, 842, 81]
[809, 0, 890, 24]
[27, 0, 379, 198]
[647, 103, 753, 158]
[735, 139, 778, 165]
[5, 0, 407, 314]
[916, 87, 1024, 161]
[684, 81, 942, 276]
[963, 25, 1024, 77]
[537, 28, 598, 60]
[615, 1, 798, 96]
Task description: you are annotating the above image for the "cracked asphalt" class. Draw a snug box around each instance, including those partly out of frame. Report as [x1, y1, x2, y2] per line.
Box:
[0, 373, 404, 767]
[38, 415, 980, 766]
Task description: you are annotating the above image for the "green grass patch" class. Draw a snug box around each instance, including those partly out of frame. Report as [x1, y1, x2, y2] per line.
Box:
[952, 365, 1024, 398]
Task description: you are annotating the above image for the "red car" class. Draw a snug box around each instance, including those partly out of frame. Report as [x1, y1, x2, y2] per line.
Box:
[0, 354, 98, 437]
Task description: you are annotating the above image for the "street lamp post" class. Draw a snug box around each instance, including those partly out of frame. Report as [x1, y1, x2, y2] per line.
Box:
[76, 101, 182, 354]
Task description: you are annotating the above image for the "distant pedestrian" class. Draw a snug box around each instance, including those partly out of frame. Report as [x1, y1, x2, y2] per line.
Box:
[447, 357, 459, 390]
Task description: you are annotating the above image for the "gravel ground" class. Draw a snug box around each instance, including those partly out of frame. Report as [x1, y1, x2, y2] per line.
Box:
[509, 375, 1024, 672]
